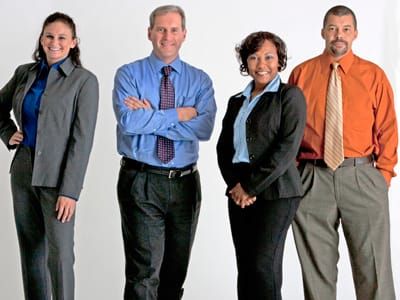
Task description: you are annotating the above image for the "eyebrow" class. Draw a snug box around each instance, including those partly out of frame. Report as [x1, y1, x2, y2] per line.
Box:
[154, 25, 181, 30]
[43, 32, 68, 36]
[327, 24, 353, 28]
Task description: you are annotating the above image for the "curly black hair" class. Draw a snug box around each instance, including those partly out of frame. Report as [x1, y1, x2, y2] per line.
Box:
[236, 31, 287, 75]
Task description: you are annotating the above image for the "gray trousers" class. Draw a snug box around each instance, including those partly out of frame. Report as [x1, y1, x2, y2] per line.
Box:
[293, 161, 395, 300]
[10, 146, 75, 300]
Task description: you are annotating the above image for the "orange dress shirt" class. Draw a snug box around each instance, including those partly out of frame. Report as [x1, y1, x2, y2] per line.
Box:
[289, 50, 398, 184]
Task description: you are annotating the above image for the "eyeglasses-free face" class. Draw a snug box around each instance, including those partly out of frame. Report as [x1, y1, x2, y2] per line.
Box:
[40, 21, 77, 65]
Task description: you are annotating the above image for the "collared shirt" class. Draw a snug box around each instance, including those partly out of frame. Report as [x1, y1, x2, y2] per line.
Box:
[289, 50, 398, 184]
[113, 52, 217, 168]
[233, 74, 280, 163]
[22, 58, 65, 148]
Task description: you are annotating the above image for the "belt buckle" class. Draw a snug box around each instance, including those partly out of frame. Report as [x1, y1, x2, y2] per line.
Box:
[168, 170, 181, 179]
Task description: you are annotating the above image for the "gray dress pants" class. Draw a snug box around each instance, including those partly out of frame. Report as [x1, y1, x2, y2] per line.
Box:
[10, 146, 75, 300]
[293, 161, 395, 300]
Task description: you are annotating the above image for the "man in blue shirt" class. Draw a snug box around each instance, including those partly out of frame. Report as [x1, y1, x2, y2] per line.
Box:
[112, 5, 216, 300]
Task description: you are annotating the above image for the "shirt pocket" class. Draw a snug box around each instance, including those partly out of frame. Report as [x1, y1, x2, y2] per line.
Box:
[176, 95, 196, 107]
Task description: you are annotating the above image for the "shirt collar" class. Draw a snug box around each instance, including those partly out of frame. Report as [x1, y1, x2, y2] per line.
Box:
[42, 56, 67, 69]
[321, 50, 354, 74]
[32, 57, 75, 77]
[38, 59, 49, 73]
[149, 51, 182, 75]
[58, 57, 75, 76]
[242, 74, 281, 98]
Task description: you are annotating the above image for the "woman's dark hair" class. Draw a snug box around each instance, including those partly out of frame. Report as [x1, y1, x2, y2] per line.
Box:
[236, 31, 287, 75]
[32, 12, 81, 66]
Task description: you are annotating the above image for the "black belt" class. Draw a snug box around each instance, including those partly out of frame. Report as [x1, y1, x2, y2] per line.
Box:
[302, 155, 374, 168]
[121, 157, 197, 179]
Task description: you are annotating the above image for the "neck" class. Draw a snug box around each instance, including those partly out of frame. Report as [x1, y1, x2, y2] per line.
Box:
[154, 53, 178, 65]
[326, 49, 351, 61]
[250, 88, 263, 100]
[251, 83, 266, 98]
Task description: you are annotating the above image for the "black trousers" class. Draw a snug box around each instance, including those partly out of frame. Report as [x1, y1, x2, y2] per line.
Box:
[229, 195, 300, 300]
[117, 161, 201, 300]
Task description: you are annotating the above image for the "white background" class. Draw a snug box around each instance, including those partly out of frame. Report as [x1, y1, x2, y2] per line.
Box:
[0, 0, 399, 299]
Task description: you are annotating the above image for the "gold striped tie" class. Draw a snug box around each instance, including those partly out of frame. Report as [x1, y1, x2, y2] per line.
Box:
[324, 62, 344, 170]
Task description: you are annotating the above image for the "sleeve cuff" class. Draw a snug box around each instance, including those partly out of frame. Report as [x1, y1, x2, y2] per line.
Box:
[378, 169, 393, 187]
[163, 108, 179, 127]
[58, 193, 79, 201]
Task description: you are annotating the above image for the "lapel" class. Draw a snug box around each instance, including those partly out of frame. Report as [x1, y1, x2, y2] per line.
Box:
[231, 94, 246, 118]
[22, 65, 38, 98]
[16, 64, 38, 125]
[247, 83, 287, 119]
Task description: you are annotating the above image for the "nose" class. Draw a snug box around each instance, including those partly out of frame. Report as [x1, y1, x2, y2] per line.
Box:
[336, 28, 345, 39]
[256, 57, 266, 67]
[162, 30, 172, 40]
[49, 37, 58, 46]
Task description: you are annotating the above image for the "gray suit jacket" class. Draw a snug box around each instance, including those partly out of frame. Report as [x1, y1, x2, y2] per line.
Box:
[0, 58, 99, 199]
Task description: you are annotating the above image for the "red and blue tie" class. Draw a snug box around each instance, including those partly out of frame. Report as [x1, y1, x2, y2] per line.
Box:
[157, 66, 175, 163]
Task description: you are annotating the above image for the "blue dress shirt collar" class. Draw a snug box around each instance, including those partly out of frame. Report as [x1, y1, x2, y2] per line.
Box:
[242, 74, 281, 99]
[149, 52, 183, 75]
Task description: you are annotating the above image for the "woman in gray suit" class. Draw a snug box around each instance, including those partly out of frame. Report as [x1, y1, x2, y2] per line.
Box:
[0, 12, 98, 300]
[217, 31, 306, 300]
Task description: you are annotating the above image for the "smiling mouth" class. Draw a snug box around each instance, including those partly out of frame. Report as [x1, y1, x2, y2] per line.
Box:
[161, 42, 174, 46]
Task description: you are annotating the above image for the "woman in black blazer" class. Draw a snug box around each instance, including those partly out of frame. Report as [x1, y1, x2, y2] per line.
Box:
[0, 12, 98, 300]
[217, 31, 306, 300]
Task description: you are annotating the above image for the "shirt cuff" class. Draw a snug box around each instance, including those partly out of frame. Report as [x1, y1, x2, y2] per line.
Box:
[163, 108, 179, 127]
[378, 169, 393, 187]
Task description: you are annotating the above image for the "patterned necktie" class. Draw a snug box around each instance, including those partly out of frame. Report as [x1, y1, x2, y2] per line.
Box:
[324, 62, 344, 170]
[157, 66, 175, 163]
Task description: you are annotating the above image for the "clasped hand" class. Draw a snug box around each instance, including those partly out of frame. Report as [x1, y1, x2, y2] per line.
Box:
[229, 183, 256, 208]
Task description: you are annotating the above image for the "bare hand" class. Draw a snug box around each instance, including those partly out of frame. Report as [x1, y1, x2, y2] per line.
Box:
[124, 96, 152, 110]
[56, 196, 76, 223]
[229, 183, 257, 208]
[9, 130, 23, 146]
[177, 107, 197, 122]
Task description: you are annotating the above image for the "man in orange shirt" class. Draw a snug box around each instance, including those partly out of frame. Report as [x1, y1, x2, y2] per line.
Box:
[289, 5, 397, 300]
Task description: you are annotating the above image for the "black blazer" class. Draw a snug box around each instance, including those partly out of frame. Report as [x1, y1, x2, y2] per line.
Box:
[216, 82, 306, 200]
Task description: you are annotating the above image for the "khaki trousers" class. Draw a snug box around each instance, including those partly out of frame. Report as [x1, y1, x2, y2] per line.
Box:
[292, 162, 395, 300]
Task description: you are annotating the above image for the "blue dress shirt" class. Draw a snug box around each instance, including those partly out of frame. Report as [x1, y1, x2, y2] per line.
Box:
[113, 52, 217, 168]
[233, 74, 280, 163]
[22, 59, 65, 148]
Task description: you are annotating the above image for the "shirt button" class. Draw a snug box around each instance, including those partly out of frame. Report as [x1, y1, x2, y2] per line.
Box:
[37, 151, 42, 156]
